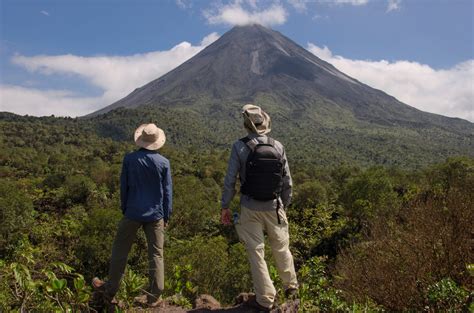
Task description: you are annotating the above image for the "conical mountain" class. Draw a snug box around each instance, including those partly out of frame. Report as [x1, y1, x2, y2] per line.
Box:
[89, 24, 472, 167]
[94, 24, 366, 114]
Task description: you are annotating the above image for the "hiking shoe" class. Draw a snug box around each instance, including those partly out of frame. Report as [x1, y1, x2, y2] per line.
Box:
[134, 294, 148, 304]
[147, 299, 164, 308]
[285, 287, 298, 299]
[134, 294, 164, 308]
[246, 296, 273, 312]
[92, 277, 106, 291]
[91, 277, 117, 305]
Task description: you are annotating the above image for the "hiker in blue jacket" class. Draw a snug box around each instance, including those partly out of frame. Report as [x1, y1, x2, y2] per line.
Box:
[92, 123, 172, 308]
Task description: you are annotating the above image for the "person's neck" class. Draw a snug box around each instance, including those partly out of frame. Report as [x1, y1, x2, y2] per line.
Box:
[247, 132, 266, 138]
[139, 148, 159, 153]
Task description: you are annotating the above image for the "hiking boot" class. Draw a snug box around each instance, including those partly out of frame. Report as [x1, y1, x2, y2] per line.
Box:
[134, 294, 164, 308]
[134, 294, 148, 304]
[284, 287, 298, 299]
[147, 298, 164, 308]
[246, 296, 273, 312]
[91, 277, 106, 291]
[91, 277, 117, 305]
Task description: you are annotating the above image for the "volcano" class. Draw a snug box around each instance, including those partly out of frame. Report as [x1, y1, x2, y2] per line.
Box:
[88, 24, 473, 166]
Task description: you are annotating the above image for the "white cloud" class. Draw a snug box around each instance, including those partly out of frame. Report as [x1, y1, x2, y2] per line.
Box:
[204, 3, 287, 26]
[288, 0, 308, 12]
[331, 0, 369, 6]
[0, 85, 102, 117]
[175, 0, 192, 10]
[200, 32, 220, 46]
[307, 43, 474, 122]
[1, 33, 220, 117]
[313, 14, 330, 21]
[386, 0, 401, 12]
[246, 0, 259, 10]
[40, 10, 50, 16]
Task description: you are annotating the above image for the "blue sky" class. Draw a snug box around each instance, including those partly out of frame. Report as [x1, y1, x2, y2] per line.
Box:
[0, 0, 473, 120]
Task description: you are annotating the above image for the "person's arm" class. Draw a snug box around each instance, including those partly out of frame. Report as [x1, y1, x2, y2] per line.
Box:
[162, 160, 173, 224]
[281, 148, 293, 208]
[221, 143, 240, 225]
[120, 156, 128, 214]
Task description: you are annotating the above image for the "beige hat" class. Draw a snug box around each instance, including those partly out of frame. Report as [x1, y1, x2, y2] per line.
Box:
[242, 104, 271, 135]
[134, 123, 166, 150]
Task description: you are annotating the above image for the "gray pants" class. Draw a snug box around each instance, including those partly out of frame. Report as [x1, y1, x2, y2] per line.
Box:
[105, 217, 165, 302]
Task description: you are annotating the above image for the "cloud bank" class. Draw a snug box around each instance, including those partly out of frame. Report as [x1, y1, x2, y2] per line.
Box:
[308, 43, 474, 121]
[0, 33, 220, 117]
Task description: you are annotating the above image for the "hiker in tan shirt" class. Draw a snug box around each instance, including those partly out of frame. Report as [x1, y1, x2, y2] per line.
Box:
[221, 104, 298, 311]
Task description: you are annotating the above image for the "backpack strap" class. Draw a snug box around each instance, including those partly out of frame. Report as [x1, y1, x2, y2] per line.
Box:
[240, 136, 251, 144]
[266, 136, 283, 224]
[267, 137, 275, 147]
[240, 136, 258, 152]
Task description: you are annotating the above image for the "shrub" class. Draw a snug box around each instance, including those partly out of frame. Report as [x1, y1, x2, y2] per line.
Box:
[0, 179, 34, 257]
[426, 278, 470, 312]
[0, 238, 92, 311]
[288, 203, 349, 264]
[116, 268, 148, 308]
[298, 257, 382, 312]
[165, 236, 252, 304]
[339, 167, 399, 231]
[63, 175, 97, 206]
[292, 180, 328, 208]
[75, 206, 122, 278]
[334, 164, 473, 310]
[168, 176, 221, 239]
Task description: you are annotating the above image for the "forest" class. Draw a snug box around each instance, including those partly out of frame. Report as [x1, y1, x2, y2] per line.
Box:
[0, 115, 472, 312]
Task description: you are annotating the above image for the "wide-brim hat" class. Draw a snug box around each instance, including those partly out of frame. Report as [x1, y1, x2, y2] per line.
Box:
[134, 123, 166, 150]
[242, 104, 271, 135]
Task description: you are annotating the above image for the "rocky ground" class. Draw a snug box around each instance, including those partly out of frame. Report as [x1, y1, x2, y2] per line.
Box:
[93, 292, 299, 313]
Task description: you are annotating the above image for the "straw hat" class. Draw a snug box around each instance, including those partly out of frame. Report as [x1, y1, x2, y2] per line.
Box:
[134, 123, 166, 150]
[242, 104, 271, 135]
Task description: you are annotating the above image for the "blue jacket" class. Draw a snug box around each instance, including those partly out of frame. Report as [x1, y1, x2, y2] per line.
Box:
[120, 148, 173, 222]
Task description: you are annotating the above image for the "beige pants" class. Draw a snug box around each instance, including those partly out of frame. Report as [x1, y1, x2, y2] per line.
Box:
[236, 206, 298, 308]
[105, 217, 165, 303]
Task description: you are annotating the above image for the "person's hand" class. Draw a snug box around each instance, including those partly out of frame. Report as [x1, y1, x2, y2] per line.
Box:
[164, 221, 168, 229]
[221, 208, 232, 226]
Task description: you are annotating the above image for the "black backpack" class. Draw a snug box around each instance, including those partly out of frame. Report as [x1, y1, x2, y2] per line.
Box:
[240, 136, 284, 201]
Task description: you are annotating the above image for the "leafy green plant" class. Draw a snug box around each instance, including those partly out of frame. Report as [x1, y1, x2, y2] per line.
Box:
[269, 264, 284, 301]
[0, 240, 92, 311]
[165, 264, 197, 307]
[167, 293, 192, 308]
[298, 257, 382, 312]
[426, 278, 469, 312]
[116, 268, 147, 308]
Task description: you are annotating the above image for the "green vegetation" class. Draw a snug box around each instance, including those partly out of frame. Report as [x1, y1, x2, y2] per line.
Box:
[0, 114, 472, 311]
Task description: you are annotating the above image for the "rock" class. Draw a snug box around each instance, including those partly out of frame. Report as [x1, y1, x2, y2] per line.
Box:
[195, 294, 221, 310]
[276, 299, 300, 313]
